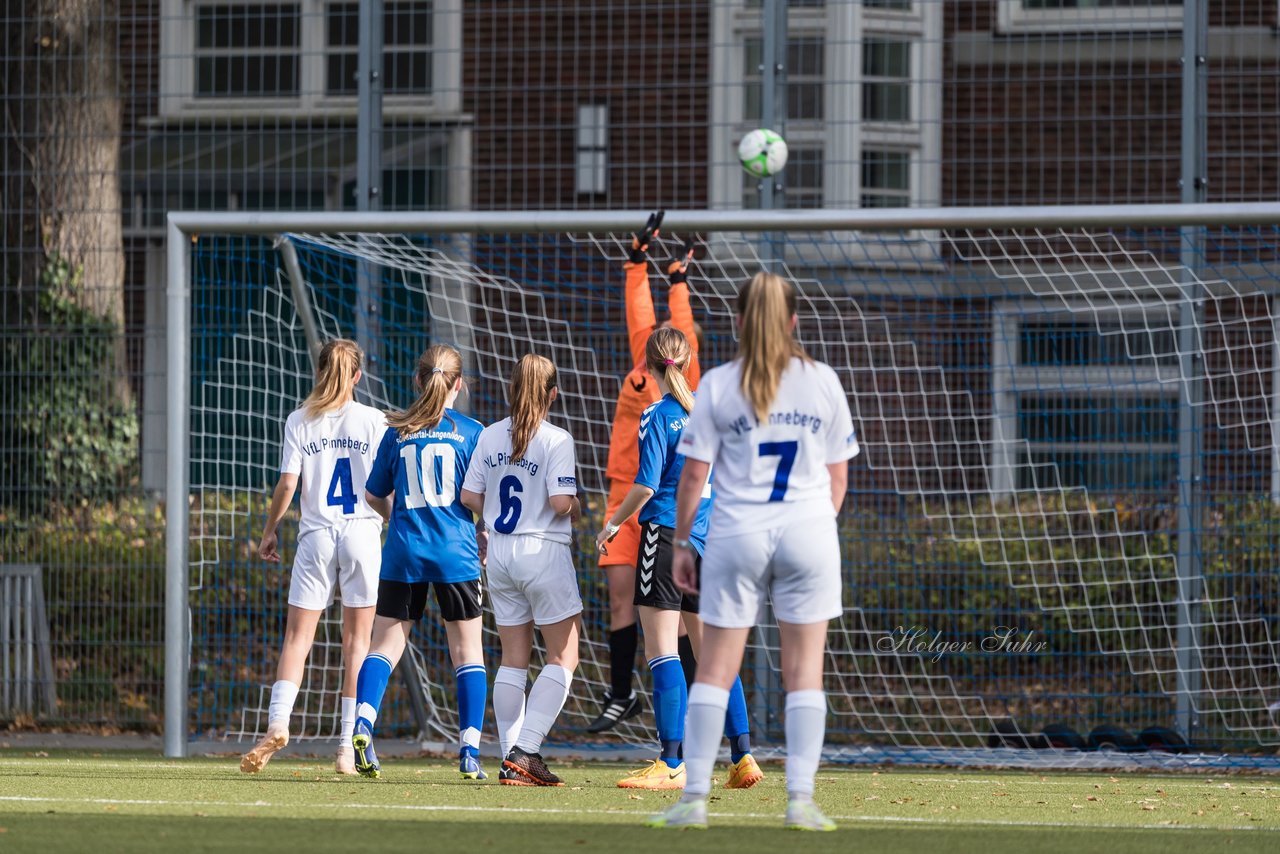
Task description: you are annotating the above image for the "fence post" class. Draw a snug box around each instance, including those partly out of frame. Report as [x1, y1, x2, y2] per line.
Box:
[1174, 0, 1208, 742]
[355, 0, 385, 377]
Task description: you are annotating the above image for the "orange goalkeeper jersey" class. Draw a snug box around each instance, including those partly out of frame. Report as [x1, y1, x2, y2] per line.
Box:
[604, 261, 701, 483]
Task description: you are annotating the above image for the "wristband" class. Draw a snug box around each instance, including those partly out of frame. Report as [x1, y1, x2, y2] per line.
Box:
[603, 522, 621, 539]
[673, 537, 694, 551]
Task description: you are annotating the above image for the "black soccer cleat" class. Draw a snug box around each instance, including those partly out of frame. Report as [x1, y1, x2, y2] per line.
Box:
[502, 746, 564, 787]
[586, 691, 643, 734]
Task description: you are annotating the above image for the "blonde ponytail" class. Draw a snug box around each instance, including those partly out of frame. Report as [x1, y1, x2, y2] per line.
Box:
[302, 339, 363, 419]
[645, 326, 695, 414]
[508, 354, 558, 460]
[387, 345, 463, 436]
[737, 272, 808, 422]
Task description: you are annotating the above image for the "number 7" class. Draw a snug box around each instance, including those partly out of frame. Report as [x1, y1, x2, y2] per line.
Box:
[758, 441, 797, 502]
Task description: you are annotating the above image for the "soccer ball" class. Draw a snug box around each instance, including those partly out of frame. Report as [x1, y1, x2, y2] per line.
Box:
[737, 128, 788, 178]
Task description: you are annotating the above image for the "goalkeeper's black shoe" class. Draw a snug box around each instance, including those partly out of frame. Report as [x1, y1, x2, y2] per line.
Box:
[586, 691, 643, 733]
[502, 746, 564, 787]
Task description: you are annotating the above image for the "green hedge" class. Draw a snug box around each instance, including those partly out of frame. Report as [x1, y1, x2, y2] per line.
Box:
[2, 490, 1275, 741]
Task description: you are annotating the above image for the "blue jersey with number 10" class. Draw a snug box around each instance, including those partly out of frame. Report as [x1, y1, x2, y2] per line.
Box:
[366, 409, 484, 583]
[634, 394, 712, 554]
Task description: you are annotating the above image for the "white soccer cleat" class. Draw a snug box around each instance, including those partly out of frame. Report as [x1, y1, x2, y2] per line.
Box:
[784, 798, 837, 832]
[335, 745, 358, 775]
[647, 795, 708, 830]
[239, 724, 289, 774]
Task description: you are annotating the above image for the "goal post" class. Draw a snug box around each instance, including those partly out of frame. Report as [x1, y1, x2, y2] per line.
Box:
[164, 204, 1280, 764]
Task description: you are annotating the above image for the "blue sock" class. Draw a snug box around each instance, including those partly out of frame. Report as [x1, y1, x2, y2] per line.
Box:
[649, 654, 686, 768]
[724, 676, 752, 763]
[355, 652, 394, 732]
[455, 663, 487, 759]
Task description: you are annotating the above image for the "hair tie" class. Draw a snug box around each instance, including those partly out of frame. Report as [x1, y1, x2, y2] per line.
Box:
[431, 366, 444, 374]
[663, 358, 676, 366]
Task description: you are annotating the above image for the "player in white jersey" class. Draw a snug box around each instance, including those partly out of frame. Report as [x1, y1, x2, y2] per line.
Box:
[461, 354, 582, 787]
[649, 272, 860, 832]
[241, 339, 387, 776]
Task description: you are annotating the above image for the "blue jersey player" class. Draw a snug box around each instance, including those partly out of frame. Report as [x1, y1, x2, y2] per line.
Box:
[595, 327, 762, 791]
[350, 344, 489, 781]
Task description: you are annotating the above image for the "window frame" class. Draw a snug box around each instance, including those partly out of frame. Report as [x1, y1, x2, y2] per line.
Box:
[575, 104, 609, 197]
[997, 1, 1183, 35]
[990, 300, 1182, 499]
[709, 0, 942, 264]
[160, 0, 461, 118]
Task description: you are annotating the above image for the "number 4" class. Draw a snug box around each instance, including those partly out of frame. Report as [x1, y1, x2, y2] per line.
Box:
[758, 441, 797, 502]
[326, 457, 357, 514]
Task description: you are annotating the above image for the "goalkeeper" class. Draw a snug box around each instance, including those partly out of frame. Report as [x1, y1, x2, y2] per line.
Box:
[588, 211, 702, 733]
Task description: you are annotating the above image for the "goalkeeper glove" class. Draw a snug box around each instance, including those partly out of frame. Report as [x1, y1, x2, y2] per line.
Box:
[666, 240, 695, 286]
[628, 210, 664, 264]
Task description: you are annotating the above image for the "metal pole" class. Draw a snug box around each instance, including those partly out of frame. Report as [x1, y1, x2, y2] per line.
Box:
[1174, 0, 1208, 742]
[167, 202, 1280, 237]
[276, 237, 322, 364]
[757, 0, 788, 269]
[356, 0, 384, 375]
[750, 0, 788, 740]
[164, 219, 192, 757]
[1271, 302, 1280, 503]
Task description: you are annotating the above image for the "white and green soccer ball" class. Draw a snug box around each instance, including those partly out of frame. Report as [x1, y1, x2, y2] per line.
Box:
[737, 128, 788, 178]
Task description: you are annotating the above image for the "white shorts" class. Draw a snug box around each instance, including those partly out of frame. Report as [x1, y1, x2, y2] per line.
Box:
[698, 514, 842, 629]
[485, 534, 583, 627]
[289, 517, 383, 609]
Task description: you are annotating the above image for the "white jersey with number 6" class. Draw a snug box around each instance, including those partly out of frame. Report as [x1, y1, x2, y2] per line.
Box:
[462, 417, 578, 544]
[678, 356, 859, 536]
[279, 401, 387, 537]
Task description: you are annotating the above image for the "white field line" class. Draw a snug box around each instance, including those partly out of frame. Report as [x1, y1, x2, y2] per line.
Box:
[0, 759, 1275, 790]
[0, 795, 1276, 833]
[2, 763, 1280, 793]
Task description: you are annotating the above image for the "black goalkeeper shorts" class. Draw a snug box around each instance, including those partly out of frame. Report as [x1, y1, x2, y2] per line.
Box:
[633, 521, 699, 614]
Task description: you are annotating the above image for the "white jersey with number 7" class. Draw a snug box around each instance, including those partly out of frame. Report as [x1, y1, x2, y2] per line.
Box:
[279, 401, 387, 536]
[678, 356, 859, 536]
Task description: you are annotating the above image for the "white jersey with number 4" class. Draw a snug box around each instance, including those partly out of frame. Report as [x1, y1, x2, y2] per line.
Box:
[462, 417, 578, 544]
[279, 401, 387, 536]
[679, 356, 859, 536]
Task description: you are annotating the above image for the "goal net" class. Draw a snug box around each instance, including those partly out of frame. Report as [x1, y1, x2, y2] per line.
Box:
[182, 209, 1280, 767]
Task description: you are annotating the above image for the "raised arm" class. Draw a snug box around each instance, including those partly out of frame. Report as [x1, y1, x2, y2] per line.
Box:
[624, 262, 656, 368]
[623, 211, 664, 367]
[664, 244, 701, 388]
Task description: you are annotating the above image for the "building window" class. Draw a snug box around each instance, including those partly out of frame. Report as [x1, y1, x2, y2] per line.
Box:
[709, 1, 942, 216]
[991, 304, 1180, 497]
[860, 150, 910, 208]
[162, 0, 460, 116]
[742, 145, 823, 209]
[744, 37, 826, 123]
[195, 4, 301, 98]
[325, 2, 433, 96]
[998, 1, 1182, 33]
[575, 105, 608, 196]
[862, 39, 910, 123]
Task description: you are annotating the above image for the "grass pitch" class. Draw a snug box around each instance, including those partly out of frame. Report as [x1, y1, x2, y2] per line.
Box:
[0, 751, 1277, 853]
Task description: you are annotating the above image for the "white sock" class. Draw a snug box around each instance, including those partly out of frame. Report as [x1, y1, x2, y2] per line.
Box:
[784, 690, 827, 799]
[683, 682, 730, 798]
[339, 697, 356, 745]
[493, 666, 528, 757]
[514, 664, 573, 754]
[267, 680, 299, 729]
